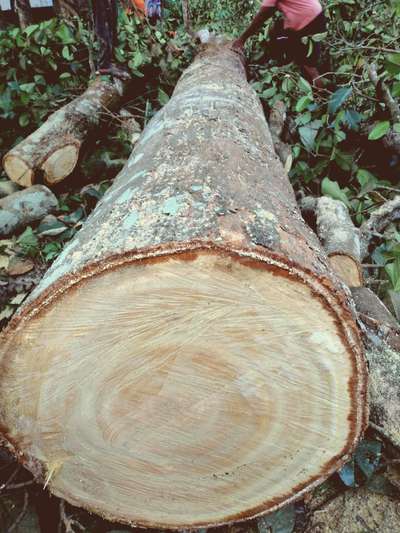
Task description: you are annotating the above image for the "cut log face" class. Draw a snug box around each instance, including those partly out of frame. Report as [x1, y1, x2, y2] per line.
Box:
[0, 46, 367, 529]
[0, 249, 365, 528]
[3, 154, 34, 188]
[41, 143, 80, 185]
[329, 254, 362, 288]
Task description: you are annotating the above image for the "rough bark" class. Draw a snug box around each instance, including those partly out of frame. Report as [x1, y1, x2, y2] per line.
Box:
[0, 45, 367, 529]
[3, 79, 127, 188]
[305, 487, 400, 532]
[0, 185, 58, 236]
[351, 287, 400, 448]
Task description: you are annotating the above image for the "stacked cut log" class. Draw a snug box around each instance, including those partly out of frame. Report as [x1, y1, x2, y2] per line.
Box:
[3, 78, 126, 187]
[0, 45, 367, 529]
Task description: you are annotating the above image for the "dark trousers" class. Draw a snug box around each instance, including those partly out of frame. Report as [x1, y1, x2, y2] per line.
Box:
[269, 12, 327, 68]
[92, 0, 118, 70]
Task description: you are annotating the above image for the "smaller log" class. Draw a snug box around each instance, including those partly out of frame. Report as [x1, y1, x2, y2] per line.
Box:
[3, 79, 127, 188]
[303, 196, 362, 287]
[0, 185, 58, 236]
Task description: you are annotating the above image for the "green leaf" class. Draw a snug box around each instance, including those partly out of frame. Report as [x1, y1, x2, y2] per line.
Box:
[339, 459, 356, 487]
[334, 149, 354, 171]
[42, 241, 63, 262]
[18, 113, 30, 127]
[344, 109, 364, 130]
[56, 24, 75, 45]
[312, 32, 327, 42]
[357, 169, 378, 195]
[261, 87, 277, 99]
[19, 82, 35, 92]
[295, 95, 312, 113]
[17, 227, 39, 257]
[158, 88, 170, 106]
[37, 217, 67, 237]
[392, 82, 400, 98]
[386, 259, 400, 291]
[355, 440, 382, 479]
[24, 24, 39, 37]
[298, 77, 312, 94]
[321, 177, 350, 207]
[385, 53, 400, 76]
[393, 123, 400, 133]
[62, 46, 73, 61]
[328, 86, 352, 114]
[258, 504, 295, 533]
[368, 121, 390, 140]
[59, 207, 84, 225]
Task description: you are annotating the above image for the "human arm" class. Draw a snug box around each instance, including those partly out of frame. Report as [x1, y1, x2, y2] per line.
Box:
[232, 5, 276, 50]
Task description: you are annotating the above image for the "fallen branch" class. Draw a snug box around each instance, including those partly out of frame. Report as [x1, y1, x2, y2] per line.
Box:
[360, 195, 400, 260]
[367, 64, 400, 124]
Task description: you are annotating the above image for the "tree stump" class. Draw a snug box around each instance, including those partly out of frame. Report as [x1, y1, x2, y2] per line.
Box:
[0, 45, 368, 529]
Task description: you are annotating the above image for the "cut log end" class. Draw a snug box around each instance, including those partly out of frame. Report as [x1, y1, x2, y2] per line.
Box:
[42, 144, 80, 185]
[329, 254, 363, 288]
[3, 155, 34, 187]
[0, 250, 366, 529]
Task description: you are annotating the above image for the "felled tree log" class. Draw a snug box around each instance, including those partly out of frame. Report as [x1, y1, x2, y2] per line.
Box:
[0, 45, 367, 529]
[0, 185, 58, 236]
[3, 79, 126, 188]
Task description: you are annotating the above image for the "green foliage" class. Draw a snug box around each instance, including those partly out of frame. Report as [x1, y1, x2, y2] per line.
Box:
[339, 440, 382, 487]
[368, 121, 391, 140]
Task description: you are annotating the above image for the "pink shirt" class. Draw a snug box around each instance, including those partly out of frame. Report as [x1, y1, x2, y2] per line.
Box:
[262, 0, 322, 31]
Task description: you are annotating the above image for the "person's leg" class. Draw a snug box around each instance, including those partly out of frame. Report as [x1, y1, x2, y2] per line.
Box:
[92, 0, 113, 71]
[261, 18, 291, 65]
[296, 13, 328, 88]
[94, 0, 130, 79]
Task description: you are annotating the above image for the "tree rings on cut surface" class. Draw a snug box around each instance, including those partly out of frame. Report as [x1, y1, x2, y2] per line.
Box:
[0, 249, 367, 529]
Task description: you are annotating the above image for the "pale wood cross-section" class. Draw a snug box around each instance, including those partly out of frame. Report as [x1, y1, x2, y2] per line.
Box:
[0, 45, 368, 529]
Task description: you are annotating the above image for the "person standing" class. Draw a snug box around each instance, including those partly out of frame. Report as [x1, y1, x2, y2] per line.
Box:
[92, 0, 162, 79]
[232, 0, 328, 88]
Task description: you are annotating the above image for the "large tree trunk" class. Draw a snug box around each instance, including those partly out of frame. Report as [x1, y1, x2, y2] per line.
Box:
[3, 79, 126, 188]
[0, 45, 367, 529]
